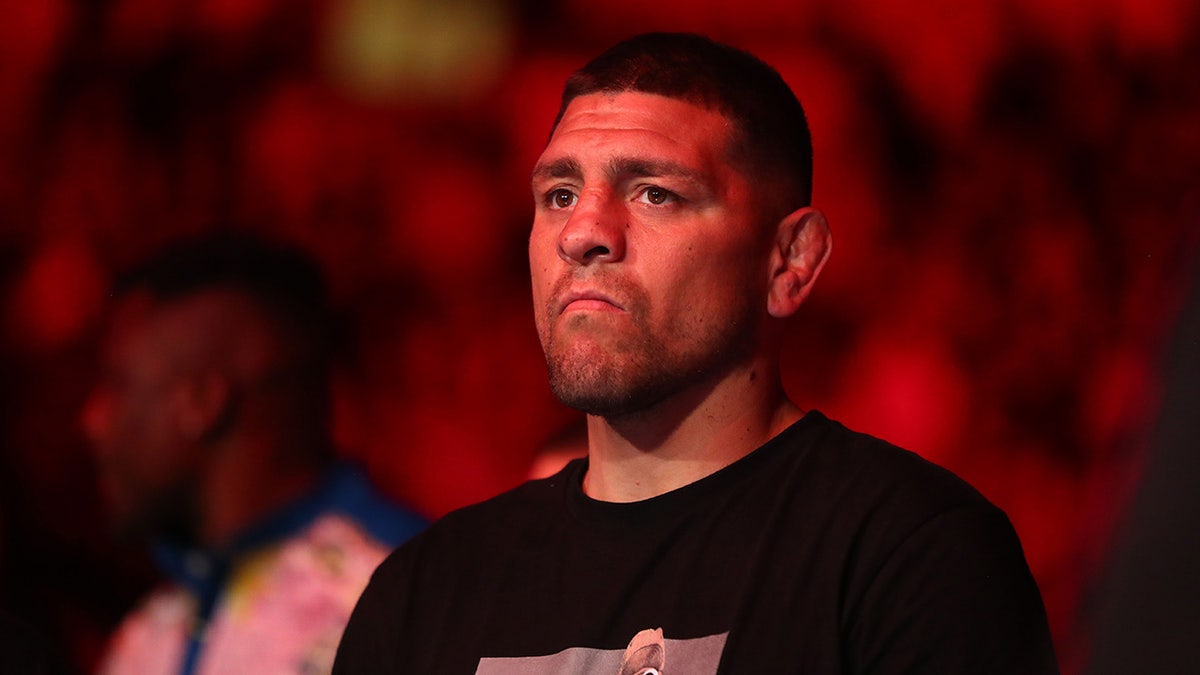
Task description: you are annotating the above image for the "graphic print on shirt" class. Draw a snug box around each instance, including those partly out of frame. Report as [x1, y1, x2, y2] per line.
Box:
[618, 628, 665, 675]
[474, 629, 726, 674]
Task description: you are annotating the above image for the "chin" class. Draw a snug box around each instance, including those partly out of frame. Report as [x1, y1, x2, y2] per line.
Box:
[553, 386, 640, 418]
[548, 360, 676, 418]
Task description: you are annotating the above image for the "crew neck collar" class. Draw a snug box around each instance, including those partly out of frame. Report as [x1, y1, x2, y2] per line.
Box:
[563, 411, 826, 533]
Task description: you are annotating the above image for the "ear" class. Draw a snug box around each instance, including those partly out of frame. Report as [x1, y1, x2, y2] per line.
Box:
[766, 207, 832, 318]
[173, 371, 234, 443]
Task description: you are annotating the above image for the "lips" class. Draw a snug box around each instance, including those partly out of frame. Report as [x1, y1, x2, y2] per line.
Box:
[556, 288, 625, 315]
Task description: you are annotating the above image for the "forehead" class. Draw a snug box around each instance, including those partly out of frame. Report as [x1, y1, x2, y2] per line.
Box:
[105, 290, 158, 341]
[99, 293, 173, 375]
[103, 290, 231, 358]
[537, 92, 736, 174]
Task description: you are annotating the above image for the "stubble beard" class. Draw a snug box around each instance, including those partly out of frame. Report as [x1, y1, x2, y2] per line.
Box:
[540, 279, 755, 419]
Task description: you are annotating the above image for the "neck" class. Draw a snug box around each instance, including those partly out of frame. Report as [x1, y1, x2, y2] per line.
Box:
[581, 356, 802, 503]
[197, 435, 328, 549]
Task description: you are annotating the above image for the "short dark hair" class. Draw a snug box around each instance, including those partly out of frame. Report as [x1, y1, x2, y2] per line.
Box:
[554, 32, 813, 208]
[115, 230, 335, 383]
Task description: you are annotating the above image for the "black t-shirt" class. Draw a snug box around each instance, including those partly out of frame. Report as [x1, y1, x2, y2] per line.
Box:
[334, 412, 1058, 674]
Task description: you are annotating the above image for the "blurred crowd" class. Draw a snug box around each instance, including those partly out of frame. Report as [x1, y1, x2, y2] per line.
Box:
[0, 0, 1198, 673]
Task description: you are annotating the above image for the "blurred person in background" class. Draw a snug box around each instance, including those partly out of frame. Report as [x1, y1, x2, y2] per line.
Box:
[81, 231, 426, 675]
[334, 32, 1057, 673]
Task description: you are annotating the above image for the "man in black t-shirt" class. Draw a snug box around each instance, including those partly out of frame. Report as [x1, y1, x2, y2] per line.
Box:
[334, 32, 1058, 674]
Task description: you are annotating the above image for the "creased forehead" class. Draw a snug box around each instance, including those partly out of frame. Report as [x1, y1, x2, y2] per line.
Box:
[536, 92, 737, 172]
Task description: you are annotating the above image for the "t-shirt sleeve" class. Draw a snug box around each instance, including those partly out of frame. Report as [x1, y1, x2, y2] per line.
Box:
[845, 504, 1059, 675]
[332, 544, 414, 674]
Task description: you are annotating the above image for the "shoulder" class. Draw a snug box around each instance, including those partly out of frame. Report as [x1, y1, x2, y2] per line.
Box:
[279, 513, 398, 588]
[793, 411, 999, 519]
[792, 415, 1057, 672]
[333, 472, 575, 672]
[369, 467, 572, 585]
[770, 413, 1022, 585]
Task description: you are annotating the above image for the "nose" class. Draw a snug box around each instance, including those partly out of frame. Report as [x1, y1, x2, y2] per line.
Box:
[557, 192, 626, 265]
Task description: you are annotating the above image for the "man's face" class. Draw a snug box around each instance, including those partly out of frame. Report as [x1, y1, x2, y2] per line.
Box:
[529, 91, 772, 417]
[81, 295, 203, 542]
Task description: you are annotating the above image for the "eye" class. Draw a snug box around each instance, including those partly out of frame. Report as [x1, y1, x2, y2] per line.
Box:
[638, 186, 675, 205]
[547, 188, 577, 210]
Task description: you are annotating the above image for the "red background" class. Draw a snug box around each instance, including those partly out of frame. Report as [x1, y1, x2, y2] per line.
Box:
[1, 0, 1198, 672]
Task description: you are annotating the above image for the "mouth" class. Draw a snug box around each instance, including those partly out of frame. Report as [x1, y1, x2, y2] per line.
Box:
[557, 289, 625, 315]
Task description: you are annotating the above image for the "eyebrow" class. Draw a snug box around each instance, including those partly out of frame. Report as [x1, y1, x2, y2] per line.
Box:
[531, 156, 706, 185]
[531, 157, 582, 182]
[606, 157, 705, 184]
